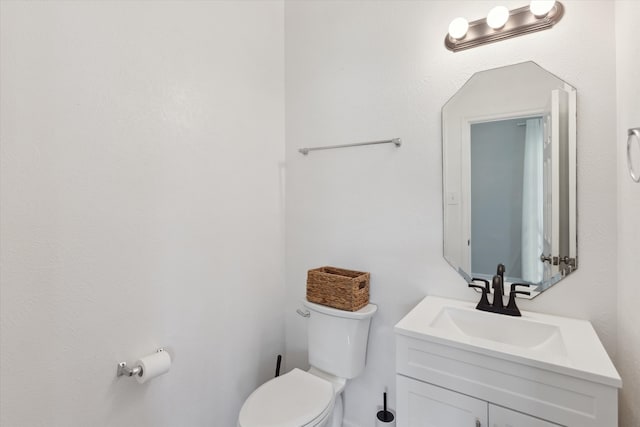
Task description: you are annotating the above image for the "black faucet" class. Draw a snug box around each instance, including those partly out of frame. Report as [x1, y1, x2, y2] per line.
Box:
[468, 263, 531, 317]
[492, 264, 506, 309]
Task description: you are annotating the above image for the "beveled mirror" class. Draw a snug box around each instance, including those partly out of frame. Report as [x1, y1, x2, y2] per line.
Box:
[442, 61, 577, 297]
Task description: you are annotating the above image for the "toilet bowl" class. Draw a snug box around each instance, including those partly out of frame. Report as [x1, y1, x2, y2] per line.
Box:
[238, 368, 344, 427]
[238, 300, 377, 427]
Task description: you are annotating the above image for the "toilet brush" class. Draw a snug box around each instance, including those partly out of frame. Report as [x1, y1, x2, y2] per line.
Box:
[275, 354, 282, 377]
[376, 392, 395, 427]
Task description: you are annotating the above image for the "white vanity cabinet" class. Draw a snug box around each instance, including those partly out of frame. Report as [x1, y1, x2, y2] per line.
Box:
[395, 297, 622, 427]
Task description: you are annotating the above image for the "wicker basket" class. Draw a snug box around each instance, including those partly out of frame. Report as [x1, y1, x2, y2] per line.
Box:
[306, 266, 370, 311]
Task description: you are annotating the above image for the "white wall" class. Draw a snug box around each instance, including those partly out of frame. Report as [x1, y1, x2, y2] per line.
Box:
[284, 1, 618, 426]
[615, 2, 640, 426]
[0, 2, 285, 426]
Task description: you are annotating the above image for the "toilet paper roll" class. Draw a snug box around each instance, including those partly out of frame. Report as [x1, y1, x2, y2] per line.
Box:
[135, 350, 171, 384]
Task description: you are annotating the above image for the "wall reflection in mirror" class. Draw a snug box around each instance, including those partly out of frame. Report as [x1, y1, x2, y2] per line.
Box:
[442, 62, 577, 297]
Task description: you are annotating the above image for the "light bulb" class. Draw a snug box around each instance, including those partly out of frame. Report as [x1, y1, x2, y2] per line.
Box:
[530, 0, 556, 18]
[448, 17, 469, 40]
[487, 6, 509, 29]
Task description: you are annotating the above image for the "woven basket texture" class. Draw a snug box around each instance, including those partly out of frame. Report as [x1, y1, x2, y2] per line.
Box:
[306, 266, 370, 311]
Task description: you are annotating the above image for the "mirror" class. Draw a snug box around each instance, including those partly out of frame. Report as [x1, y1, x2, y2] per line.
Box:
[442, 62, 577, 296]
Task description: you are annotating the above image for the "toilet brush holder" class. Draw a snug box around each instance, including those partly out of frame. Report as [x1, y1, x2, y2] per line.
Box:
[376, 410, 395, 427]
[376, 392, 396, 427]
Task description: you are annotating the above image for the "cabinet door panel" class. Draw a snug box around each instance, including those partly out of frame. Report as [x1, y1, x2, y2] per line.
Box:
[489, 404, 564, 427]
[397, 375, 487, 427]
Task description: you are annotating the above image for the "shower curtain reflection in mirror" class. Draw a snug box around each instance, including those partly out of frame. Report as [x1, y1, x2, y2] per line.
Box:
[521, 118, 544, 284]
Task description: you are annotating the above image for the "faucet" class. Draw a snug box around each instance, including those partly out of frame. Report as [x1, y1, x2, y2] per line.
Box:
[492, 264, 506, 309]
[468, 263, 531, 316]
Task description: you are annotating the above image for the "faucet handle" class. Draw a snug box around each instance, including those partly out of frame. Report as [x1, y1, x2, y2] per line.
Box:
[469, 278, 489, 291]
[510, 283, 531, 293]
[505, 283, 531, 316]
[469, 278, 491, 311]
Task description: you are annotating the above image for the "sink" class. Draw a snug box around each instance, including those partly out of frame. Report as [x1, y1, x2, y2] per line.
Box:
[430, 306, 568, 361]
[395, 296, 621, 387]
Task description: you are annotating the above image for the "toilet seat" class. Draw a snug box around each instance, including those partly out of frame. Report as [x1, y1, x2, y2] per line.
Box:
[238, 368, 335, 427]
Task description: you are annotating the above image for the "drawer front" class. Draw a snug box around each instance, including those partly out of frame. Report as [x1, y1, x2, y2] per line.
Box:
[397, 375, 486, 427]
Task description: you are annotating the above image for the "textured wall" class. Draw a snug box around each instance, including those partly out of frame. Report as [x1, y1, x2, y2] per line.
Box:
[284, 1, 618, 426]
[615, 2, 640, 426]
[0, 2, 285, 426]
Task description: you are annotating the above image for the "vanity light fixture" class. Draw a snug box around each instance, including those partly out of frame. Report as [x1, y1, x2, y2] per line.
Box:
[445, 1, 564, 52]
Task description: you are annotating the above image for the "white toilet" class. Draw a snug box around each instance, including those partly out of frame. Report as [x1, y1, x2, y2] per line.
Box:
[238, 299, 377, 427]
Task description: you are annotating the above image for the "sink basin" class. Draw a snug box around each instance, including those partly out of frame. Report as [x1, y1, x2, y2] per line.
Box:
[430, 306, 568, 360]
[395, 296, 621, 387]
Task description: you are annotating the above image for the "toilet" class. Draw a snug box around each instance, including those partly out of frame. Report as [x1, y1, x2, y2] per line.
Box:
[238, 299, 377, 427]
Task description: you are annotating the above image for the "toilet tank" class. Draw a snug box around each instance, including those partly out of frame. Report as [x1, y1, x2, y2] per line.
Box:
[302, 300, 377, 379]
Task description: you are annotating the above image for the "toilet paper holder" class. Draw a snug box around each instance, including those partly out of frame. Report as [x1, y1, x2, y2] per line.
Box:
[117, 348, 165, 378]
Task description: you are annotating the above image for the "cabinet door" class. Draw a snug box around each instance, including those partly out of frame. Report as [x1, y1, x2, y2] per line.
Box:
[489, 404, 564, 427]
[397, 375, 487, 427]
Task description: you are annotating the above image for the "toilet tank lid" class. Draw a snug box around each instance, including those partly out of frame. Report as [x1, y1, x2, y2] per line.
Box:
[302, 300, 378, 320]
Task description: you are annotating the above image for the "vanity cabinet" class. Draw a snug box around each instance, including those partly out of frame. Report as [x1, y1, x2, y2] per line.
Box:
[397, 375, 561, 427]
[394, 297, 621, 427]
[395, 333, 618, 427]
